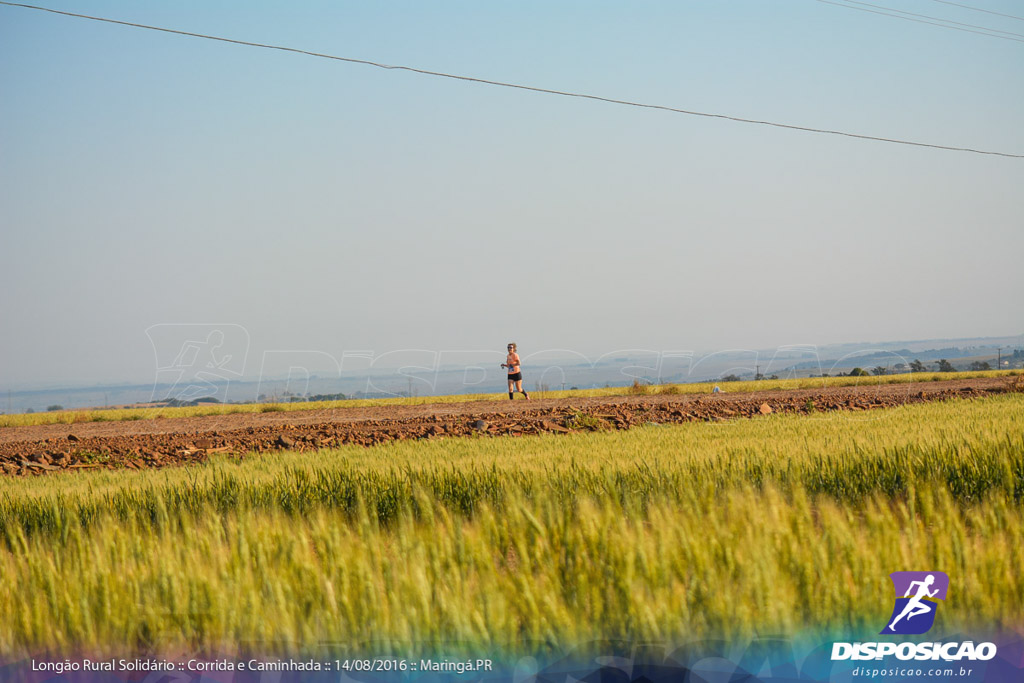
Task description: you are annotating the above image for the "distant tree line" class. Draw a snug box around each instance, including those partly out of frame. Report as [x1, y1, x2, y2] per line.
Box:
[163, 397, 221, 407]
[287, 393, 348, 403]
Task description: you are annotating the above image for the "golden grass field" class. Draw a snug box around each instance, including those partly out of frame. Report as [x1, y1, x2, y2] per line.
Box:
[1, 392, 1021, 657]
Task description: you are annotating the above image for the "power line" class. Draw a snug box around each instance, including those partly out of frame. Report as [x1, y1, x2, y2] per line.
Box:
[2, 0, 1023, 159]
[840, 0, 1024, 38]
[928, 0, 1024, 22]
[816, 0, 1024, 41]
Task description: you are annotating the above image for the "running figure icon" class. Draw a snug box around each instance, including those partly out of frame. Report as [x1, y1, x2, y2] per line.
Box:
[880, 570, 949, 635]
[888, 574, 938, 632]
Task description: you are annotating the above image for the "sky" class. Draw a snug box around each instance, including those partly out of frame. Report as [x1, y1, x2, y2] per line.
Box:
[1, 0, 1023, 388]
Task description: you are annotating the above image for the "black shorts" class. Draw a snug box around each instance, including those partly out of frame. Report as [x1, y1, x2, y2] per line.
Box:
[507, 372, 523, 382]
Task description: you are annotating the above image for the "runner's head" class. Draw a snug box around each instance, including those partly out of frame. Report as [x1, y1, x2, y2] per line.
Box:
[508, 343, 516, 352]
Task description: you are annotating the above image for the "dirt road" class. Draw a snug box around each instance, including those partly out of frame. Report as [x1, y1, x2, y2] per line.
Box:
[1, 377, 1016, 475]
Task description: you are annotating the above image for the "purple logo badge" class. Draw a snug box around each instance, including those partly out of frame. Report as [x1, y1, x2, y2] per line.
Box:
[880, 571, 949, 635]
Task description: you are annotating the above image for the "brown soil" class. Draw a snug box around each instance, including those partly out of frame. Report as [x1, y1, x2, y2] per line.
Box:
[0, 377, 1017, 476]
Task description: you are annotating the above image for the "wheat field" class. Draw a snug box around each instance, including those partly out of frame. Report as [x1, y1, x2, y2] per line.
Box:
[0, 394, 1021, 657]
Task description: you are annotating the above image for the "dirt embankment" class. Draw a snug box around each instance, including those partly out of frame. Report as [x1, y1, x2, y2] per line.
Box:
[0, 377, 1016, 476]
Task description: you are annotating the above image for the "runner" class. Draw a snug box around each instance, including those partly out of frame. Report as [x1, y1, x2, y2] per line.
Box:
[501, 343, 530, 400]
[888, 574, 938, 631]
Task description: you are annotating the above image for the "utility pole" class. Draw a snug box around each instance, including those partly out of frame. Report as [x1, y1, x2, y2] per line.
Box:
[997, 347, 1002, 371]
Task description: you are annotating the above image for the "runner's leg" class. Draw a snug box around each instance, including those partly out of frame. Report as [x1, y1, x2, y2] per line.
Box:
[906, 603, 932, 620]
[890, 603, 915, 630]
[516, 380, 529, 399]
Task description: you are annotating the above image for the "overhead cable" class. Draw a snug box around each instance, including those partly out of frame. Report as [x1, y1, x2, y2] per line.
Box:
[2, 1, 1022, 159]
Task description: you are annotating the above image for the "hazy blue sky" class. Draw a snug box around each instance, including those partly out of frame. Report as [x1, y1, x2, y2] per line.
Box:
[2, 0, 1022, 387]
